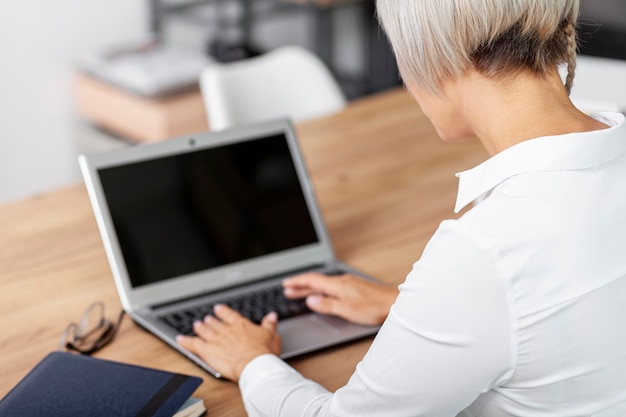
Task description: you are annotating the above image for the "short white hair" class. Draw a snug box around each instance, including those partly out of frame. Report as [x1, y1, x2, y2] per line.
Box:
[376, 0, 579, 94]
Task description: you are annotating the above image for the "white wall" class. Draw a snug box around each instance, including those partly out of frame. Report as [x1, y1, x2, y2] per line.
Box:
[0, 1, 149, 204]
[571, 55, 626, 114]
[0, 1, 366, 205]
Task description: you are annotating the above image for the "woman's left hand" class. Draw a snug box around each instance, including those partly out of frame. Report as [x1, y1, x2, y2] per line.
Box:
[176, 304, 282, 382]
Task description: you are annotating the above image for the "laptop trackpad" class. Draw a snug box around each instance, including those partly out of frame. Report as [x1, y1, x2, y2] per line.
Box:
[278, 314, 377, 357]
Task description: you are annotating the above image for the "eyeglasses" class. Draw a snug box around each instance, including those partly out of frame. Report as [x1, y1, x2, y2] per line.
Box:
[58, 302, 125, 355]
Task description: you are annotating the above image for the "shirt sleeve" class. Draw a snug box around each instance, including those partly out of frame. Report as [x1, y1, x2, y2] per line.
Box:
[239, 220, 516, 417]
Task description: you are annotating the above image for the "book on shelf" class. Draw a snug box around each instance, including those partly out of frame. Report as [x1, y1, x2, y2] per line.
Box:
[0, 351, 205, 417]
[77, 37, 212, 98]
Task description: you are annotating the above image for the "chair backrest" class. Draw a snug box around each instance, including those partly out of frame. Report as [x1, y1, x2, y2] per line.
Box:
[199, 46, 347, 131]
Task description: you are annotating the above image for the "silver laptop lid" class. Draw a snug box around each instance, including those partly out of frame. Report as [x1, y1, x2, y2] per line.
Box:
[79, 119, 335, 311]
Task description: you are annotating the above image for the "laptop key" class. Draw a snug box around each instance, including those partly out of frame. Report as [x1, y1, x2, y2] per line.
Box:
[159, 284, 310, 336]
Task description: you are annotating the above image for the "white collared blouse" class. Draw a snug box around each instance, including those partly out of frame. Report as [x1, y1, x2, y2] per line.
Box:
[239, 112, 626, 417]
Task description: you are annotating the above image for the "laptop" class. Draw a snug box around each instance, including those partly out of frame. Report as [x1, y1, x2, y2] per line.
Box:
[78, 118, 381, 377]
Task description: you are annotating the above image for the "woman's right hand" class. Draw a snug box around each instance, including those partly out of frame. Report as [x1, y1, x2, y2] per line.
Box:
[282, 272, 398, 326]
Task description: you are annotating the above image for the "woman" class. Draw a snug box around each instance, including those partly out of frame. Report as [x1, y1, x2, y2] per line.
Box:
[178, 0, 626, 415]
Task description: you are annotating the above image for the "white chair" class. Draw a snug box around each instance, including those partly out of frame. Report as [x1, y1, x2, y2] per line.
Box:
[199, 45, 347, 130]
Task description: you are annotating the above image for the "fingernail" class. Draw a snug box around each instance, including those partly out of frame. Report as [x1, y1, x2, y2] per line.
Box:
[267, 311, 278, 322]
[175, 335, 185, 343]
[307, 295, 321, 306]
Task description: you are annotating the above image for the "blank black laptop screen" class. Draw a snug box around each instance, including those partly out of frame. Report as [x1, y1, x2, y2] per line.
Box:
[97, 133, 318, 288]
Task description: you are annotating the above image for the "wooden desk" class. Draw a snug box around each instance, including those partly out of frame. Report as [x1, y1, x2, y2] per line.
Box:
[0, 88, 487, 414]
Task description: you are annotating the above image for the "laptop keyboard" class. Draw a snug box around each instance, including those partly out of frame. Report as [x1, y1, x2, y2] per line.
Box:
[159, 284, 310, 336]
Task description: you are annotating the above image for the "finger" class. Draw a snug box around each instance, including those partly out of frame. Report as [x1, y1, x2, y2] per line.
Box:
[213, 304, 246, 324]
[283, 273, 343, 297]
[176, 334, 206, 354]
[192, 319, 219, 340]
[204, 314, 225, 329]
[283, 285, 314, 299]
[260, 311, 278, 332]
[200, 316, 226, 333]
[282, 272, 327, 288]
[305, 294, 343, 317]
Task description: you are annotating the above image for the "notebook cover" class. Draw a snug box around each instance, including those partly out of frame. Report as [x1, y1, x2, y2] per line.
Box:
[0, 351, 202, 417]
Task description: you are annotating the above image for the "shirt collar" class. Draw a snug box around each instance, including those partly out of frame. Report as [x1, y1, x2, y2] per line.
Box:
[454, 112, 626, 213]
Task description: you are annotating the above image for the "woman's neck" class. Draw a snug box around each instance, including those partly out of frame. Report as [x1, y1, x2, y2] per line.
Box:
[448, 69, 609, 156]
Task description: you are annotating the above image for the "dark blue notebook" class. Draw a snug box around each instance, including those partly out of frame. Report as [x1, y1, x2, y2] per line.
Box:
[0, 351, 202, 417]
